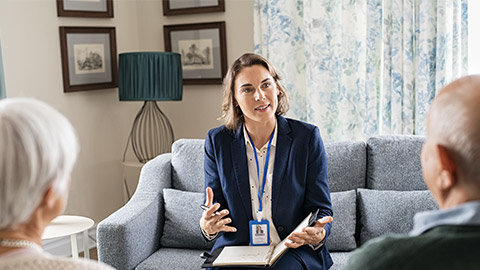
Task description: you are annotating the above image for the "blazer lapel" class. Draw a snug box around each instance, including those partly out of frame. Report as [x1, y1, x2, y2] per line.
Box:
[272, 116, 292, 218]
[230, 125, 253, 219]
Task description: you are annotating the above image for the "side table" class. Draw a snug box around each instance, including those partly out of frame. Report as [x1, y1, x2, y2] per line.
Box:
[42, 215, 94, 259]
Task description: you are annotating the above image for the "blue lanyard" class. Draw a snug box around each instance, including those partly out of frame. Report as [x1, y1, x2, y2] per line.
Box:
[247, 129, 275, 214]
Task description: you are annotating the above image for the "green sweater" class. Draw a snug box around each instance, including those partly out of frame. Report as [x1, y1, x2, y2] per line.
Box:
[343, 225, 480, 270]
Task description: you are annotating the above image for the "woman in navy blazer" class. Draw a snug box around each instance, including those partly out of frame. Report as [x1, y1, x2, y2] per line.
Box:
[200, 53, 333, 269]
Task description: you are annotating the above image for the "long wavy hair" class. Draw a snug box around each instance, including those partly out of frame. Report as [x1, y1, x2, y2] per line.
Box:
[220, 53, 289, 130]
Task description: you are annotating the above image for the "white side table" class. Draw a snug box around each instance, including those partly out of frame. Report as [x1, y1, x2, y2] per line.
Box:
[42, 215, 94, 259]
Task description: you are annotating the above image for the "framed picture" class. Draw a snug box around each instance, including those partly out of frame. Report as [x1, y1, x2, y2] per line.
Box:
[163, 0, 224, 15]
[57, 0, 114, 18]
[164, 21, 227, 85]
[59, 27, 117, 92]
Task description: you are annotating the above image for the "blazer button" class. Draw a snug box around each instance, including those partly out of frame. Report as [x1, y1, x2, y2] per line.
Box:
[277, 226, 284, 232]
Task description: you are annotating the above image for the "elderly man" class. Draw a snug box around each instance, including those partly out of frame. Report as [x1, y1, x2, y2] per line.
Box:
[344, 75, 480, 270]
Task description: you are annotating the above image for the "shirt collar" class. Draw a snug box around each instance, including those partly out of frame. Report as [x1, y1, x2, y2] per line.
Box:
[409, 201, 480, 236]
[243, 121, 278, 149]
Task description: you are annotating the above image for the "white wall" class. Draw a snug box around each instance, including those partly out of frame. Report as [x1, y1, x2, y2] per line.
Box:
[0, 0, 254, 222]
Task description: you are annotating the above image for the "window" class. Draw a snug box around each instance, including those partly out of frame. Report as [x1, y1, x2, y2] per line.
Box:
[468, 0, 480, 74]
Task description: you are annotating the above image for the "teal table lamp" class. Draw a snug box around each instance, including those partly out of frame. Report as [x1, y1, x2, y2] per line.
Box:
[119, 52, 182, 163]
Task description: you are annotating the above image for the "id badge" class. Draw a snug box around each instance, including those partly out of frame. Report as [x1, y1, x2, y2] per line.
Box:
[249, 219, 270, 246]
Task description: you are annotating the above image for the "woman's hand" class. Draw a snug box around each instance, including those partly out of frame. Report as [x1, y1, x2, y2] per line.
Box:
[200, 187, 237, 235]
[285, 216, 333, 248]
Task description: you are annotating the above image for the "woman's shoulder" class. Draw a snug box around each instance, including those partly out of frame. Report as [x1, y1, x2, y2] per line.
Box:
[0, 255, 114, 270]
[46, 257, 114, 270]
[207, 125, 228, 135]
[282, 116, 318, 133]
[207, 125, 236, 140]
[49, 257, 115, 270]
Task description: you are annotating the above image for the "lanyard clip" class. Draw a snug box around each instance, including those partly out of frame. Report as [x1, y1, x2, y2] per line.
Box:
[256, 211, 263, 222]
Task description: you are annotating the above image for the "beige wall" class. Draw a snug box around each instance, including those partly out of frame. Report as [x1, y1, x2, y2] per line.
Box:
[0, 0, 254, 222]
[136, 0, 254, 140]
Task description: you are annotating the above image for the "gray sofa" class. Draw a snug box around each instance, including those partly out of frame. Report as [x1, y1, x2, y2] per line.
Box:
[97, 135, 437, 270]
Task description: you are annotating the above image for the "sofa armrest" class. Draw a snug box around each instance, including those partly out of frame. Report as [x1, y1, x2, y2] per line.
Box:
[97, 153, 172, 270]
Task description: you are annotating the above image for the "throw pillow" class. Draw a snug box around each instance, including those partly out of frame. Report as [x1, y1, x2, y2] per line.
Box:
[357, 189, 438, 245]
[328, 190, 357, 251]
[161, 189, 214, 250]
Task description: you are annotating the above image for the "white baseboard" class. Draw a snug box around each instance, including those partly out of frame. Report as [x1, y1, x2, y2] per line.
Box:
[43, 224, 97, 257]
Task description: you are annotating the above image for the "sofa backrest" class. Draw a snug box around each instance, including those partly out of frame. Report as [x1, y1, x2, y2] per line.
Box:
[325, 141, 367, 192]
[170, 135, 426, 193]
[171, 139, 205, 193]
[366, 135, 426, 190]
[171, 138, 369, 194]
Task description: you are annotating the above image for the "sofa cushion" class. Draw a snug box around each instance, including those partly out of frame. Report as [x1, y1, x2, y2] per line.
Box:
[325, 141, 366, 192]
[328, 190, 357, 251]
[366, 135, 426, 190]
[330, 252, 352, 270]
[171, 139, 205, 192]
[161, 189, 214, 250]
[136, 248, 207, 270]
[357, 189, 437, 245]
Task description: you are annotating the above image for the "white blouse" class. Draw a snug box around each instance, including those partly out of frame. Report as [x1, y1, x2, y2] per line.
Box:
[243, 122, 281, 245]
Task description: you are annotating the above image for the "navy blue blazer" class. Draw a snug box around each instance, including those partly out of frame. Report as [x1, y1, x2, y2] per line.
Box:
[204, 115, 333, 269]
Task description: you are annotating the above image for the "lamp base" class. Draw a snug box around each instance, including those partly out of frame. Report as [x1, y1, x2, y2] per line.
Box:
[125, 101, 174, 163]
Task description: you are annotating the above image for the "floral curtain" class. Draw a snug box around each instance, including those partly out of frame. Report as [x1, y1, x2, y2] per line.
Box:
[254, 0, 468, 142]
[0, 40, 5, 99]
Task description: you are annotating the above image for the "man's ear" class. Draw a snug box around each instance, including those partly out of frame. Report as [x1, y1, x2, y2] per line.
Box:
[436, 144, 457, 189]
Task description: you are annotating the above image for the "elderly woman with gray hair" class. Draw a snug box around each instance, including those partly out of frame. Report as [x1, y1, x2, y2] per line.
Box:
[0, 98, 113, 269]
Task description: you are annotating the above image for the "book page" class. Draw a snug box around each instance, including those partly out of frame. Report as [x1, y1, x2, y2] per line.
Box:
[269, 213, 312, 264]
[212, 213, 313, 267]
[213, 246, 271, 266]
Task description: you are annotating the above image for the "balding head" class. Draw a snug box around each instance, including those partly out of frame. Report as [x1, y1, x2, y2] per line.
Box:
[426, 75, 480, 188]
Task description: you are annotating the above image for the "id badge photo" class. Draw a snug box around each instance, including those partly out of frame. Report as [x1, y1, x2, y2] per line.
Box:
[249, 219, 270, 246]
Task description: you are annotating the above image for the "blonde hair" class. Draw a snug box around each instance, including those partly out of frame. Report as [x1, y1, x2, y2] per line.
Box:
[220, 53, 289, 130]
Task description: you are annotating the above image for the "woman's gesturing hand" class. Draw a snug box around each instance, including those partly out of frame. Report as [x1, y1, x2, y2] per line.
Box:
[200, 187, 237, 235]
[285, 216, 333, 248]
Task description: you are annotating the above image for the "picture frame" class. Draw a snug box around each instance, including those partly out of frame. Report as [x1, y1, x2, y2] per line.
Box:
[59, 27, 118, 92]
[164, 21, 227, 85]
[57, 0, 114, 18]
[163, 0, 224, 16]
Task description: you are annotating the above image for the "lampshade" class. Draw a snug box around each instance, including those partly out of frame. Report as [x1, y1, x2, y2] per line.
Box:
[118, 52, 182, 101]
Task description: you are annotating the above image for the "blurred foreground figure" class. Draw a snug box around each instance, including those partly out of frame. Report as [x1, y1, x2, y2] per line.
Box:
[344, 75, 480, 270]
[0, 98, 113, 269]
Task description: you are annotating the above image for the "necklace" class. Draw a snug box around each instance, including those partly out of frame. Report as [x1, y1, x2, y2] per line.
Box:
[0, 238, 42, 250]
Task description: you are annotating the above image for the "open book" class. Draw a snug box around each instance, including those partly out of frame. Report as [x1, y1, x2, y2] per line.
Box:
[205, 212, 315, 267]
